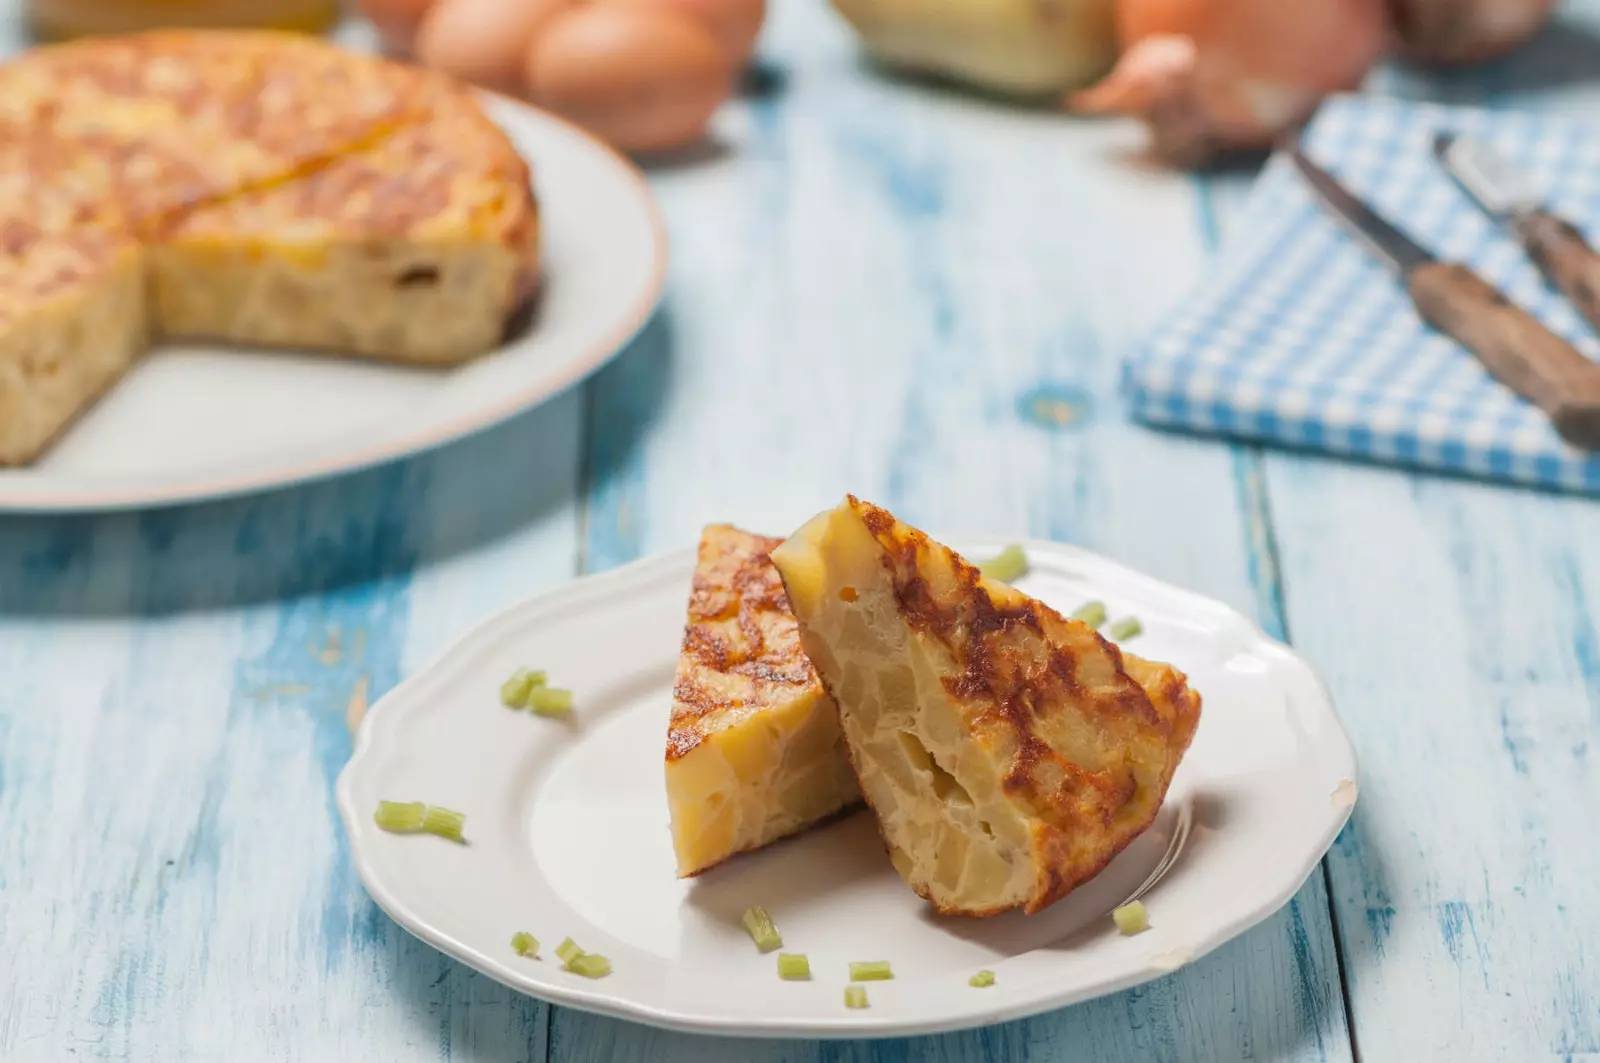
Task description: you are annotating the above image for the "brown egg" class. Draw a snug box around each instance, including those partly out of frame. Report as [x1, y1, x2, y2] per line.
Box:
[358, 0, 439, 56]
[529, 6, 734, 156]
[417, 0, 576, 93]
[604, 0, 766, 64]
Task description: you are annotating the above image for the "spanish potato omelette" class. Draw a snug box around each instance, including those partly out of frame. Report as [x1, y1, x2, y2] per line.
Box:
[665, 525, 862, 876]
[771, 497, 1202, 917]
[0, 30, 539, 465]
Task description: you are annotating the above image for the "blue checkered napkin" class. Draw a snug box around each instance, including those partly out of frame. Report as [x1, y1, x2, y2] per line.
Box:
[1124, 95, 1600, 494]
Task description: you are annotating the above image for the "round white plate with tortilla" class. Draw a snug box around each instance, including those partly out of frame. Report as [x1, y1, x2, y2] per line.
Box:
[0, 95, 665, 513]
[336, 536, 1357, 1039]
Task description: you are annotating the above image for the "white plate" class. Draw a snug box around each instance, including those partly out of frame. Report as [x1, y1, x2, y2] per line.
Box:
[336, 538, 1357, 1039]
[0, 95, 665, 513]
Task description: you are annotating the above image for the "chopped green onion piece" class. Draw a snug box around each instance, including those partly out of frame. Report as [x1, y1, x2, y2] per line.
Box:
[741, 906, 783, 953]
[421, 805, 466, 842]
[500, 668, 547, 708]
[1108, 616, 1143, 641]
[511, 931, 539, 958]
[565, 953, 612, 978]
[375, 801, 464, 841]
[555, 937, 584, 964]
[844, 985, 869, 1009]
[373, 801, 426, 833]
[1071, 600, 1108, 629]
[777, 953, 811, 980]
[500, 668, 533, 707]
[969, 970, 996, 988]
[976, 544, 1029, 583]
[1113, 900, 1150, 935]
[528, 687, 575, 719]
[848, 961, 893, 981]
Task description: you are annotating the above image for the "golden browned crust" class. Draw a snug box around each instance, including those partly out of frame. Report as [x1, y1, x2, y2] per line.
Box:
[0, 31, 423, 229]
[0, 227, 132, 323]
[847, 495, 1200, 914]
[668, 525, 824, 761]
[163, 70, 538, 282]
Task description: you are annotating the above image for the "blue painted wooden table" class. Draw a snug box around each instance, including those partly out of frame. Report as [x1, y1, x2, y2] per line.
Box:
[3, 3, 1598, 1060]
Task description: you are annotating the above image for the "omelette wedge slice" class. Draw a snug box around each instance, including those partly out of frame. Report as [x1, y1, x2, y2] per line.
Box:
[150, 72, 537, 364]
[666, 525, 862, 877]
[770, 497, 1201, 916]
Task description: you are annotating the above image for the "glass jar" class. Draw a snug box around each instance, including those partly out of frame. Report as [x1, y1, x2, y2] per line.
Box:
[28, 0, 341, 39]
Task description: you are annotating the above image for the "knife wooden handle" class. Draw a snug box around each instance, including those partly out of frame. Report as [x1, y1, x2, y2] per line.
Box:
[1514, 210, 1600, 336]
[1407, 261, 1600, 449]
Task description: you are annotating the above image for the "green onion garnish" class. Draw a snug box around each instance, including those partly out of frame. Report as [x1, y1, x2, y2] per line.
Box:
[848, 961, 893, 981]
[1112, 900, 1150, 935]
[551, 936, 610, 978]
[375, 801, 464, 841]
[1108, 616, 1143, 641]
[421, 805, 466, 842]
[976, 544, 1029, 583]
[969, 970, 995, 988]
[741, 906, 783, 953]
[777, 953, 811, 980]
[528, 687, 574, 719]
[511, 931, 539, 958]
[1071, 600, 1107, 629]
[500, 668, 547, 708]
[844, 985, 869, 1009]
[373, 801, 426, 833]
[565, 953, 612, 978]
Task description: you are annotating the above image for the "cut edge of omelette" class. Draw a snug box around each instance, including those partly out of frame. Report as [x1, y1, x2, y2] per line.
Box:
[0, 226, 147, 466]
[666, 524, 863, 877]
[770, 496, 1201, 916]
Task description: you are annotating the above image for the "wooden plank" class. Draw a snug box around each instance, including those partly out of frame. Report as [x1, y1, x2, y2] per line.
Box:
[552, 4, 1353, 1061]
[1203, 16, 1600, 1057]
[1263, 464, 1600, 1062]
[0, 395, 585, 1061]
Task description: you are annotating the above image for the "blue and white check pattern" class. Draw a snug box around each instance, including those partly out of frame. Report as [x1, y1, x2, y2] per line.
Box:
[1124, 96, 1600, 494]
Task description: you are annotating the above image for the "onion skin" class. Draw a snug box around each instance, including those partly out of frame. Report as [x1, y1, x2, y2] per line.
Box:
[1387, 0, 1556, 66]
[1071, 0, 1389, 167]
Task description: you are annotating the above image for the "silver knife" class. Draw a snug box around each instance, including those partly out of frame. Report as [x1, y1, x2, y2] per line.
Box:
[1435, 132, 1600, 337]
[1292, 146, 1600, 448]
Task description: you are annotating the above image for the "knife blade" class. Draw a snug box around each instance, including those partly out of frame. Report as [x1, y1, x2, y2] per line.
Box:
[1291, 146, 1600, 449]
[1434, 132, 1600, 338]
[1290, 149, 1432, 273]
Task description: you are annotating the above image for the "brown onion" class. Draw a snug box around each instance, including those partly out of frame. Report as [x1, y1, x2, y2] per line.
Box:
[1387, 0, 1555, 66]
[1071, 0, 1389, 167]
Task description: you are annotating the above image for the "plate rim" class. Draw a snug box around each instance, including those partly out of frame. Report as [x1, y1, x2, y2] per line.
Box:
[336, 538, 1359, 1039]
[0, 94, 667, 514]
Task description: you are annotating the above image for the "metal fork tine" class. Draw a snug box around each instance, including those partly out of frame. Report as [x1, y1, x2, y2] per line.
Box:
[1120, 801, 1192, 907]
